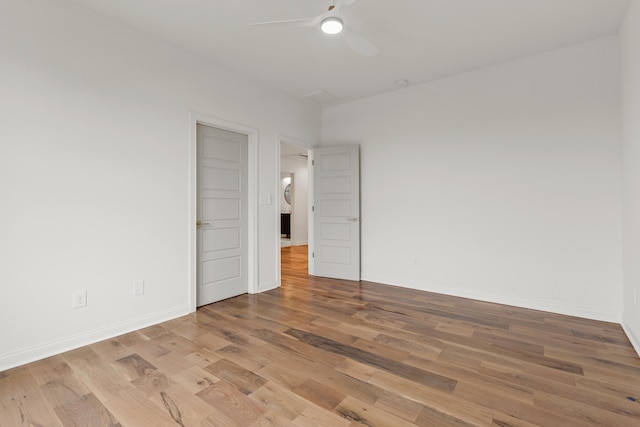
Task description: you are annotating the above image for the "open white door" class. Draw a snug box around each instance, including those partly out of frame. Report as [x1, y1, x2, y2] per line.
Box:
[312, 145, 360, 281]
[197, 124, 248, 306]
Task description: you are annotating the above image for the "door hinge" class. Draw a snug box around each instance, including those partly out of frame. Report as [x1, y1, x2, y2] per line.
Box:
[312, 160, 314, 166]
[312, 252, 315, 258]
[312, 205, 315, 212]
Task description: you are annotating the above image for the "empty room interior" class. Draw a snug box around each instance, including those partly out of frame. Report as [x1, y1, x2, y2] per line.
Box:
[2, 0, 640, 425]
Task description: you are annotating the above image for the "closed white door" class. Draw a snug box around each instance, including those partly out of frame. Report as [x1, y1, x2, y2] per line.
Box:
[197, 124, 248, 306]
[312, 145, 360, 281]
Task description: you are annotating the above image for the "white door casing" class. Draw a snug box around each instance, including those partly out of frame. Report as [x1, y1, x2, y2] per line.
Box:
[312, 145, 360, 281]
[196, 124, 248, 306]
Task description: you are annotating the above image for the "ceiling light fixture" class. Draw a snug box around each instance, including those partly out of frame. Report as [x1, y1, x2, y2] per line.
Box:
[321, 17, 344, 34]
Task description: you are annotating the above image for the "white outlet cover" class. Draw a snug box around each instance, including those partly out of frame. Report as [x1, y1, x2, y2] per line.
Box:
[73, 290, 87, 308]
[134, 280, 144, 296]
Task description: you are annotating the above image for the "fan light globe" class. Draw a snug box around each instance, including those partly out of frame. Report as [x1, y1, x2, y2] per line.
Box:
[321, 17, 343, 34]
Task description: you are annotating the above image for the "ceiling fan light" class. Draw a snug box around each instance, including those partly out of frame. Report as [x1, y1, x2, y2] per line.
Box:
[321, 17, 343, 34]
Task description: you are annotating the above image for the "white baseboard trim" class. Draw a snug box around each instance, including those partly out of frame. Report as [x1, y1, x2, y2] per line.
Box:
[362, 275, 621, 323]
[0, 304, 190, 372]
[292, 240, 308, 246]
[622, 323, 640, 358]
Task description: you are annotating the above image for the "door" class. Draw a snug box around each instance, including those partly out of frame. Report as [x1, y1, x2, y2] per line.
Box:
[312, 144, 360, 281]
[197, 124, 248, 306]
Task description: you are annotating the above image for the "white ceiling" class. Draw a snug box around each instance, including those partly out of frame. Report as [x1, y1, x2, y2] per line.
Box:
[281, 142, 310, 160]
[68, 0, 631, 106]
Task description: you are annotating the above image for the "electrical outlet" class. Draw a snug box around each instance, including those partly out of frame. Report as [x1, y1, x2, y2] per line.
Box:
[134, 280, 144, 296]
[73, 290, 87, 308]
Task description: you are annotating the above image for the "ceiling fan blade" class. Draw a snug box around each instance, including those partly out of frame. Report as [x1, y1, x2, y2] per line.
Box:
[336, 0, 360, 8]
[343, 28, 379, 56]
[249, 17, 317, 28]
[250, 9, 334, 28]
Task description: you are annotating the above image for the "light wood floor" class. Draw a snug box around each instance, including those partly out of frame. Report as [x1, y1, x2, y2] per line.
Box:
[2, 244, 640, 426]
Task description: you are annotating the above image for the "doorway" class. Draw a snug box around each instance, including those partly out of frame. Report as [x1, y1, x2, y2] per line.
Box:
[196, 124, 248, 306]
[279, 141, 310, 282]
[189, 114, 258, 312]
[280, 171, 293, 247]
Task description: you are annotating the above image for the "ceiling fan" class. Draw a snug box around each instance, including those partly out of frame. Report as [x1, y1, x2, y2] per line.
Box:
[249, 0, 379, 56]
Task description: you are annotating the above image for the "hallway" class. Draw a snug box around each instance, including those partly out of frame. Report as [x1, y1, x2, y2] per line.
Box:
[281, 244, 309, 285]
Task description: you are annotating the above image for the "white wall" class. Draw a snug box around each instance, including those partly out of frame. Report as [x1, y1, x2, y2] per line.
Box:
[0, 0, 319, 370]
[322, 37, 623, 321]
[281, 157, 309, 245]
[621, 1, 640, 353]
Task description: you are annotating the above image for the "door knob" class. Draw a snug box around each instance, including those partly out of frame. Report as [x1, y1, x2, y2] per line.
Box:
[196, 220, 210, 229]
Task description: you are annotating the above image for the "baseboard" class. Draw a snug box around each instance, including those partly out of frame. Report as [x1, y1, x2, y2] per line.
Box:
[0, 304, 190, 372]
[292, 240, 308, 246]
[446, 287, 619, 323]
[362, 275, 621, 323]
[622, 323, 640, 358]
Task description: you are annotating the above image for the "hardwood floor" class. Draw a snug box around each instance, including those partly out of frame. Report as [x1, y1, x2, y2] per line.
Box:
[2, 244, 640, 426]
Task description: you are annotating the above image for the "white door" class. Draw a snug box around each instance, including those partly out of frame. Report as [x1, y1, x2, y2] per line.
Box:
[197, 124, 248, 306]
[312, 145, 360, 281]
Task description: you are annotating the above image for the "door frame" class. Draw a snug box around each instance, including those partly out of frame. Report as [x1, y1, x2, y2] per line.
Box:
[276, 135, 314, 287]
[189, 113, 258, 312]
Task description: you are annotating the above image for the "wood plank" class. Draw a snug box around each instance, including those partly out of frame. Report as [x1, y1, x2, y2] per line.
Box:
[249, 381, 310, 421]
[334, 395, 416, 426]
[292, 378, 346, 411]
[368, 370, 495, 426]
[196, 380, 268, 425]
[373, 391, 424, 423]
[0, 366, 63, 427]
[285, 328, 458, 393]
[204, 358, 267, 395]
[149, 385, 216, 427]
[250, 410, 298, 427]
[27, 355, 73, 386]
[292, 404, 351, 427]
[414, 404, 481, 427]
[53, 393, 121, 427]
[40, 375, 92, 408]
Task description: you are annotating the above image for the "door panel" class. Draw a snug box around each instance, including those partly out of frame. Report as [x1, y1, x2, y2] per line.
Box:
[203, 167, 239, 191]
[202, 228, 239, 252]
[313, 145, 360, 281]
[203, 198, 239, 220]
[203, 257, 241, 283]
[197, 124, 248, 306]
